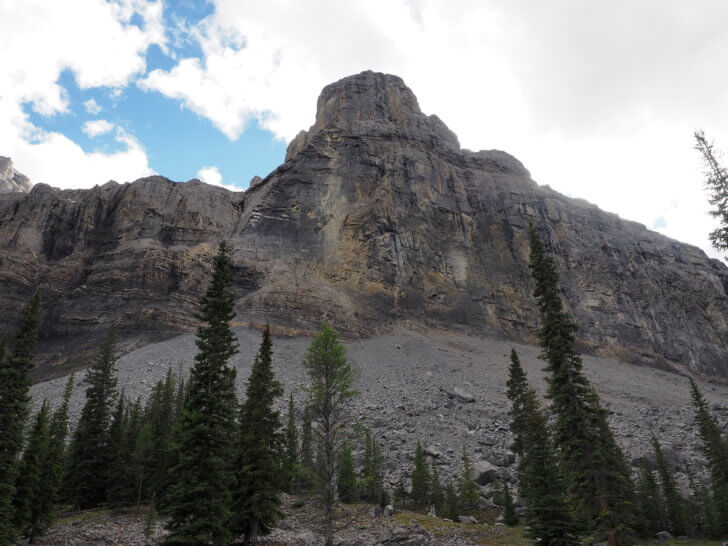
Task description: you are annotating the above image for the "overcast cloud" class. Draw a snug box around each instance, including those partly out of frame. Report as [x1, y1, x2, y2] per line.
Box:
[1, 0, 727, 260]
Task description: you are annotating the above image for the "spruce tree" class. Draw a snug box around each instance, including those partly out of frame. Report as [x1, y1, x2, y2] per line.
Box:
[282, 392, 299, 493]
[0, 291, 41, 545]
[429, 462, 444, 515]
[506, 348, 528, 455]
[411, 441, 430, 506]
[528, 224, 636, 544]
[494, 479, 518, 526]
[66, 328, 119, 508]
[230, 325, 284, 544]
[652, 436, 686, 536]
[13, 401, 51, 537]
[635, 461, 666, 537]
[694, 130, 728, 252]
[336, 442, 356, 503]
[360, 426, 383, 503]
[144, 492, 158, 545]
[146, 370, 177, 500]
[29, 373, 74, 540]
[107, 392, 129, 507]
[458, 446, 479, 509]
[689, 377, 728, 533]
[164, 241, 239, 545]
[302, 323, 358, 546]
[445, 481, 459, 521]
[300, 405, 314, 471]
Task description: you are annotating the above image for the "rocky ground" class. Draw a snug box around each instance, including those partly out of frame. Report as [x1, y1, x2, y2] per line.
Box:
[31, 324, 728, 500]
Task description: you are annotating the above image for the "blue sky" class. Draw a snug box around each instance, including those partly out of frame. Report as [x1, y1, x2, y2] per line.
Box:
[21, 0, 286, 189]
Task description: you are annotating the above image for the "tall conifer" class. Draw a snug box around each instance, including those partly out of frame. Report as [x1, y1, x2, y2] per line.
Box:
[230, 325, 284, 544]
[458, 446, 479, 509]
[282, 392, 299, 493]
[528, 224, 636, 544]
[164, 241, 239, 545]
[411, 441, 430, 506]
[652, 436, 686, 536]
[0, 292, 41, 545]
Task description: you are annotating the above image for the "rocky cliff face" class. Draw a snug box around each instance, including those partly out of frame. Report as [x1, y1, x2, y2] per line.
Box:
[0, 156, 32, 193]
[1, 71, 727, 381]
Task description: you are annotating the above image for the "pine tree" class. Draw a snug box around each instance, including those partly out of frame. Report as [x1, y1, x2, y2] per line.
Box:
[144, 492, 158, 545]
[28, 373, 74, 541]
[429, 462, 444, 515]
[689, 377, 728, 534]
[411, 441, 430, 506]
[336, 442, 356, 503]
[458, 446, 479, 509]
[360, 426, 383, 504]
[13, 401, 51, 536]
[107, 392, 129, 507]
[282, 392, 299, 493]
[164, 241, 239, 545]
[132, 423, 156, 504]
[506, 348, 528, 456]
[445, 481, 459, 521]
[652, 436, 686, 536]
[635, 461, 666, 537]
[66, 328, 119, 508]
[0, 291, 41, 545]
[494, 479, 518, 526]
[694, 130, 728, 252]
[302, 323, 358, 546]
[528, 224, 636, 544]
[146, 370, 177, 500]
[230, 325, 284, 544]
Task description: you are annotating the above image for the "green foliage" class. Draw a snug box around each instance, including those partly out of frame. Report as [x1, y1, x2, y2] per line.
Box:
[652, 436, 687, 536]
[445, 481, 459, 522]
[635, 461, 666, 537]
[528, 224, 637, 541]
[164, 241, 239, 545]
[429, 462, 444, 515]
[13, 400, 51, 536]
[144, 493, 158, 544]
[360, 426, 383, 504]
[107, 393, 130, 507]
[493, 478, 518, 526]
[230, 324, 284, 543]
[0, 291, 41, 545]
[302, 323, 358, 546]
[66, 328, 119, 508]
[506, 348, 528, 456]
[689, 377, 728, 535]
[282, 392, 299, 493]
[300, 406, 314, 473]
[411, 441, 430, 506]
[694, 130, 728, 252]
[145, 370, 178, 501]
[458, 446, 479, 509]
[336, 442, 356, 503]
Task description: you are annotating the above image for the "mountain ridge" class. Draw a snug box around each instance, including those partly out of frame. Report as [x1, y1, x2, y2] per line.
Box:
[1, 71, 726, 381]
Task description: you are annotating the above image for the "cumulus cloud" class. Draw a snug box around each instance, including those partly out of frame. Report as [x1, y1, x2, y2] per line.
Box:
[84, 98, 103, 115]
[138, 0, 728, 259]
[82, 119, 115, 138]
[197, 166, 241, 191]
[0, 0, 165, 188]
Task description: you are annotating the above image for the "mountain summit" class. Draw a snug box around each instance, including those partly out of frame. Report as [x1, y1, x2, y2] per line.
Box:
[1, 71, 726, 380]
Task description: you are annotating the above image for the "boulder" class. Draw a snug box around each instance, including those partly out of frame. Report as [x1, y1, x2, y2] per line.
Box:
[458, 515, 478, 524]
[448, 387, 475, 403]
[472, 460, 499, 485]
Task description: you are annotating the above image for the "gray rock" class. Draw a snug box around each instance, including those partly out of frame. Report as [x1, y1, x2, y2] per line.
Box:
[458, 515, 478, 524]
[483, 449, 515, 467]
[449, 387, 475, 403]
[0, 156, 32, 193]
[424, 445, 442, 458]
[656, 530, 673, 542]
[472, 460, 499, 485]
[383, 504, 394, 517]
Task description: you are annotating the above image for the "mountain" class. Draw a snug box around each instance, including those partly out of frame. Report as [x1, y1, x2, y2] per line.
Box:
[1, 71, 726, 381]
[0, 156, 32, 193]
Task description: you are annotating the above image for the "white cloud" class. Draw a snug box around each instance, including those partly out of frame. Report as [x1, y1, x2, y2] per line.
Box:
[82, 119, 115, 138]
[83, 98, 102, 115]
[196, 166, 241, 191]
[138, 0, 728, 259]
[0, 0, 165, 188]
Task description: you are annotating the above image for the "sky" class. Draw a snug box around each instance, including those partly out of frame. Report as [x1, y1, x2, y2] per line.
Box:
[1, 0, 727, 260]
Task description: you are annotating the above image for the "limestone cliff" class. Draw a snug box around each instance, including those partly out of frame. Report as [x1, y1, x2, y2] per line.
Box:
[1, 71, 726, 381]
[0, 156, 32, 193]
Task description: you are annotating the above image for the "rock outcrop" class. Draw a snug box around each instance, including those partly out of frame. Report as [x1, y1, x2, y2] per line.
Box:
[0, 156, 32, 193]
[1, 71, 727, 380]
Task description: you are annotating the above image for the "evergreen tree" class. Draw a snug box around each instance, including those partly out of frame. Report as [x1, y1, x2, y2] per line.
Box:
[164, 241, 239, 545]
[336, 442, 356, 503]
[458, 446, 479, 509]
[230, 325, 284, 544]
[282, 392, 299, 493]
[66, 327, 119, 508]
[411, 441, 430, 506]
[29, 373, 74, 541]
[652, 436, 686, 536]
[494, 479, 518, 526]
[635, 461, 666, 537]
[445, 481, 459, 521]
[360, 426, 383, 504]
[506, 348, 528, 455]
[13, 401, 51, 536]
[146, 370, 177, 500]
[689, 377, 728, 534]
[302, 323, 358, 546]
[0, 292, 41, 545]
[300, 405, 314, 471]
[429, 462, 444, 515]
[107, 392, 129, 507]
[528, 224, 636, 544]
[132, 423, 156, 503]
[144, 492, 158, 545]
[694, 130, 728, 252]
